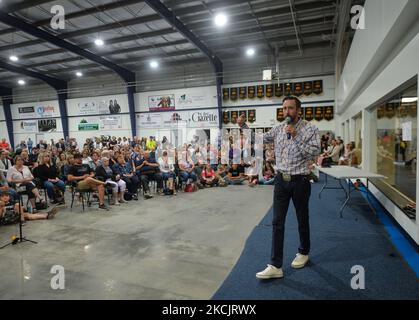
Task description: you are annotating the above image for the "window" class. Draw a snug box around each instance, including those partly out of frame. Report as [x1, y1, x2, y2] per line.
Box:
[373, 83, 417, 202]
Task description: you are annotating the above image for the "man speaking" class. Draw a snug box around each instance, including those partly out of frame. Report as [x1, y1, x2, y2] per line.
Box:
[256, 96, 320, 279]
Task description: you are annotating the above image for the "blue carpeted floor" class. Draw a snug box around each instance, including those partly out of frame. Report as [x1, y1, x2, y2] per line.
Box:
[212, 177, 419, 300]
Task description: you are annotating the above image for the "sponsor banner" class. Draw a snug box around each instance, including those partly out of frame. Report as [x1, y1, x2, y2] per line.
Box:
[265, 84, 274, 98]
[35, 105, 55, 118]
[100, 115, 122, 130]
[78, 118, 99, 131]
[313, 80, 323, 94]
[303, 81, 313, 95]
[324, 106, 334, 121]
[137, 113, 162, 128]
[188, 110, 218, 127]
[18, 106, 36, 118]
[161, 112, 188, 128]
[38, 119, 57, 132]
[314, 107, 324, 121]
[247, 109, 256, 123]
[177, 93, 206, 108]
[304, 107, 314, 121]
[20, 120, 37, 132]
[276, 108, 285, 122]
[256, 85, 264, 98]
[284, 83, 293, 96]
[223, 111, 230, 124]
[222, 88, 229, 101]
[77, 100, 117, 115]
[148, 94, 175, 111]
[293, 83, 303, 96]
[247, 86, 256, 99]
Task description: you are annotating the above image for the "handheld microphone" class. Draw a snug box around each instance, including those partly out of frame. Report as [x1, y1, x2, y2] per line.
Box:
[285, 116, 292, 140]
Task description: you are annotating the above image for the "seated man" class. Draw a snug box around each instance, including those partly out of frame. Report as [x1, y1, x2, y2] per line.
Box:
[135, 151, 163, 199]
[67, 153, 110, 210]
[225, 163, 246, 185]
[112, 155, 139, 199]
[178, 152, 198, 187]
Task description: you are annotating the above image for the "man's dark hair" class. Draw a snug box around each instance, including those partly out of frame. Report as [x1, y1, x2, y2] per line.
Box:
[73, 153, 83, 159]
[282, 95, 301, 109]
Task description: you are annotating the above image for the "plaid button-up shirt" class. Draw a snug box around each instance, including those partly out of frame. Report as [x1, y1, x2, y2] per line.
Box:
[264, 119, 320, 175]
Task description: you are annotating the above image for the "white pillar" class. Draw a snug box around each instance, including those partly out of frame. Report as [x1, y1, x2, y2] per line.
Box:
[362, 108, 377, 172]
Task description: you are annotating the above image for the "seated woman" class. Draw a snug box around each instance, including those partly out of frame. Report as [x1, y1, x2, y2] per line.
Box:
[0, 191, 58, 225]
[6, 155, 46, 211]
[35, 153, 66, 204]
[200, 163, 219, 187]
[95, 157, 126, 205]
[158, 151, 176, 194]
[245, 160, 260, 187]
[259, 161, 275, 185]
[178, 151, 198, 187]
[56, 153, 68, 178]
[112, 155, 139, 199]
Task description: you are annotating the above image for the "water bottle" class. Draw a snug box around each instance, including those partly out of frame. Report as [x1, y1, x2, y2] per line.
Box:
[27, 203, 33, 214]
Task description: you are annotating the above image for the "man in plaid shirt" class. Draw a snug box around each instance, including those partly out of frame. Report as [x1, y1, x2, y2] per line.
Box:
[257, 96, 320, 280]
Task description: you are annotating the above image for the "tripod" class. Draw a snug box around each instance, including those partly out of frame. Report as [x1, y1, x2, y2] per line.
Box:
[0, 192, 37, 249]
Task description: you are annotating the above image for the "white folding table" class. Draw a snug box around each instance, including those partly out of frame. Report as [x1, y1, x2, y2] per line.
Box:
[317, 166, 386, 217]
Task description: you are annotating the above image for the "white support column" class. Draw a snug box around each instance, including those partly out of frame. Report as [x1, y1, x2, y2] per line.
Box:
[362, 108, 377, 172]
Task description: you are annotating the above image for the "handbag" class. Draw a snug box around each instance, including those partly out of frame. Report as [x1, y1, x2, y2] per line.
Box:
[0, 209, 20, 225]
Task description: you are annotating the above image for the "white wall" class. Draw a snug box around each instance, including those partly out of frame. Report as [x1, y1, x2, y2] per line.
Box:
[10, 100, 63, 145]
[66, 94, 132, 142]
[336, 0, 419, 245]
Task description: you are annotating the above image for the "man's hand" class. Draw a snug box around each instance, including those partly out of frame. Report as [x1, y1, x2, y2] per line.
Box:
[285, 124, 297, 138]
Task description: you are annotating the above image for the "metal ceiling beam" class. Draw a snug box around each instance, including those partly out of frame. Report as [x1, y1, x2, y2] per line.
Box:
[0, 2, 336, 52]
[0, 61, 69, 142]
[1, 0, 55, 13]
[0, 10, 138, 138]
[0, 11, 135, 82]
[0, 85, 14, 149]
[0, 0, 144, 36]
[143, 0, 224, 128]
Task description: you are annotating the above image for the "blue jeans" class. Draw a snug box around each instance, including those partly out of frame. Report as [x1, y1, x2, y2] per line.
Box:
[259, 178, 275, 185]
[179, 171, 197, 182]
[162, 172, 175, 181]
[43, 180, 66, 199]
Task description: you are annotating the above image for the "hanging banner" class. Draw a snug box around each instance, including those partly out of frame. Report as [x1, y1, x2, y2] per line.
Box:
[230, 87, 238, 100]
[177, 93, 206, 108]
[38, 119, 56, 132]
[137, 113, 162, 128]
[275, 83, 283, 97]
[385, 103, 396, 118]
[161, 112, 188, 128]
[148, 94, 175, 111]
[324, 106, 334, 121]
[313, 80, 323, 95]
[247, 109, 256, 123]
[398, 103, 409, 117]
[303, 81, 313, 95]
[293, 82, 303, 96]
[314, 107, 324, 121]
[377, 104, 385, 119]
[20, 120, 37, 132]
[284, 83, 292, 96]
[239, 87, 247, 99]
[18, 106, 36, 119]
[100, 115, 122, 130]
[276, 108, 285, 122]
[257, 85, 265, 98]
[222, 88, 230, 101]
[265, 84, 274, 98]
[409, 102, 417, 118]
[299, 108, 305, 119]
[230, 111, 238, 124]
[78, 118, 99, 131]
[247, 86, 256, 99]
[239, 110, 247, 121]
[304, 107, 314, 121]
[223, 111, 230, 124]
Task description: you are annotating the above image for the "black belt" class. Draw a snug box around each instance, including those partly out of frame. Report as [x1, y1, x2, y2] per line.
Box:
[277, 171, 309, 182]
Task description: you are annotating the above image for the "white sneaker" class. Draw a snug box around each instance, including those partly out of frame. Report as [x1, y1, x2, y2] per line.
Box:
[256, 264, 283, 279]
[291, 253, 309, 269]
[114, 201, 121, 206]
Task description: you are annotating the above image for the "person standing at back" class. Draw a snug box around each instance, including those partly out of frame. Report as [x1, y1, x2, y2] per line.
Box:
[256, 96, 320, 280]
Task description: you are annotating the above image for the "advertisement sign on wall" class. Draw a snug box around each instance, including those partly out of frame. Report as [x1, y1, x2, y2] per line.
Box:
[99, 115, 122, 130]
[77, 99, 122, 115]
[188, 110, 218, 127]
[36, 105, 55, 118]
[38, 119, 57, 132]
[137, 113, 162, 128]
[78, 118, 99, 131]
[18, 106, 36, 119]
[148, 95, 175, 111]
[20, 120, 37, 132]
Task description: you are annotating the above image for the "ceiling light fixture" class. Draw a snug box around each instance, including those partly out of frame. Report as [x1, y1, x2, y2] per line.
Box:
[18, 79, 25, 85]
[9, 55, 18, 62]
[214, 13, 227, 27]
[246, 48, 255, 56]
[76, 71, 83, 77]
[150, 60, 158, 68]
[95, 38, 104, 46]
